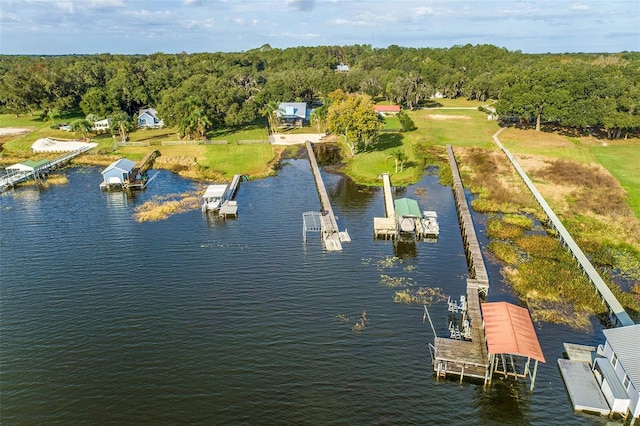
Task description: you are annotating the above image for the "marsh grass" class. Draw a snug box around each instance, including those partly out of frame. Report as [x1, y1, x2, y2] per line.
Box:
[488, 241, 521, 265]
[134, 191, 200, 222]
[462, 145, 640, 327]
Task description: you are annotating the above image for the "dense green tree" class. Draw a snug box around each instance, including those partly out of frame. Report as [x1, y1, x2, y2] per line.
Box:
[326, 94, 383, 155]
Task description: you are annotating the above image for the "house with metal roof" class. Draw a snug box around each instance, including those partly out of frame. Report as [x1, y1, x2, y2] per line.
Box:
[100, 158, 137, 189]
[137, 108, 163, 128]
[599, 324, 640, 421]
[277, 102, 308, 127]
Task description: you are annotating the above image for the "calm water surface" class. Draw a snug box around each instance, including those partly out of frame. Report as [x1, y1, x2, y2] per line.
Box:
[1, 160, 612, 424]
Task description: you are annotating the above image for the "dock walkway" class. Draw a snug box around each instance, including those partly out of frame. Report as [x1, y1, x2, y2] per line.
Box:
[431, 146, 491, 382]
[1, 145, 94, 192]
[492, 129, 633, 327]
[305, 141, 348, 251]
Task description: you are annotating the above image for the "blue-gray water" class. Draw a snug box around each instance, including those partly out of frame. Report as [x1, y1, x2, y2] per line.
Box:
[1, 160, 611, 425]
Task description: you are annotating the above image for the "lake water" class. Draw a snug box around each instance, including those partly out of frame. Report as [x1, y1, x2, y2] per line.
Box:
[0, 160, 612, 424]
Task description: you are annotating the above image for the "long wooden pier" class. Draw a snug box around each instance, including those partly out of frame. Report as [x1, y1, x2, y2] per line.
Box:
[373, 172, 399, 239]
[1, 145, 95, 192]
[492, 129, 634, 327]
[305, 141, 349, 251]
[431, 145, 491, 382]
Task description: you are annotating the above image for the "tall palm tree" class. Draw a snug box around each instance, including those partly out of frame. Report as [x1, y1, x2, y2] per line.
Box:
[261, 100, 281, 135]
[70, 119, 92, 141]
[386, 150, 408, 173]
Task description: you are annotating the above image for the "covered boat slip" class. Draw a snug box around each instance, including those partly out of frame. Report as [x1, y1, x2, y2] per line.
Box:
[202, 184, 228, 211]
[482, 302, 546, 391]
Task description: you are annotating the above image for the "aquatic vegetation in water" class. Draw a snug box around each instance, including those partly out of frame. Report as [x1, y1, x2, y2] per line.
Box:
[394, 287, 446, 305]
[352, 310, 368, 332]
[134, 191, 200, 222]
[380, 274, 413, 287]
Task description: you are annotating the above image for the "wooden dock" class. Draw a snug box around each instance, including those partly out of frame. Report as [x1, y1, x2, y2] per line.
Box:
[305, 141, 349, 251]
[1, 145, 95, 192]
[373, 172, 399, 239]
[431, 146, 491, 382]
[446, 145, 489, 293]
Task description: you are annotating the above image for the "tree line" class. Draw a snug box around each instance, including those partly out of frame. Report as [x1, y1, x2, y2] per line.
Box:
[1, 44, 638, 140]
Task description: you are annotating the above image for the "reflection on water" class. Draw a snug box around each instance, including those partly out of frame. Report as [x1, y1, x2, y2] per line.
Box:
[0, 163, 608, 425]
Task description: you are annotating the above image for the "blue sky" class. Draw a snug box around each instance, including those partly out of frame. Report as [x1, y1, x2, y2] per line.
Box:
[1, 0, 638, 55]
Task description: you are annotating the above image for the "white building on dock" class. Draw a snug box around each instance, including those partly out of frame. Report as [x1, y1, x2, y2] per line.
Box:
[599, 324, 640, 422]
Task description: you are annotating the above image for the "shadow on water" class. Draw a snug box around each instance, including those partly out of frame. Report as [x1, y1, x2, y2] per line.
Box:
[475, 380, 531, 425]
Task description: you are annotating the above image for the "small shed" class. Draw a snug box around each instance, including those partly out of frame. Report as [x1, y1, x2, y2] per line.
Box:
[101, 158, 137, 187]
[482, 301, 545, 391]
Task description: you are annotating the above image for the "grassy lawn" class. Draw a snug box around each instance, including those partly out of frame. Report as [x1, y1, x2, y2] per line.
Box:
[499, 128, 640, 219]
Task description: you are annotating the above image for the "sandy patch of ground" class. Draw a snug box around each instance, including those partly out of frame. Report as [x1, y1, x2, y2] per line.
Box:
[269, 133, 326, 145]
[427, 114, 471, 120]
[0, 127, 31, 136]
[32, 138, 98, 153]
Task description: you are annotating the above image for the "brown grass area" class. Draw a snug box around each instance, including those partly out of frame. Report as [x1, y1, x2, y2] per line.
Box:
[134, 192, 201, 222]
[516, 154, 640, 247]
[460, 145, 640, 327]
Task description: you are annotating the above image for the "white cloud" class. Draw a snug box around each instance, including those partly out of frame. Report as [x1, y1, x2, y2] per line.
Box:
[570, 3, 591, 12]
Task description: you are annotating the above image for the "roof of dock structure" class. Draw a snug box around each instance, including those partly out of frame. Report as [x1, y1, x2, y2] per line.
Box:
[203, 184, 228, 198]
[482, 301, 545, 362]
[394, 198, 422, 218]
[7, 159, 50, 171]
[603, 324, 640, 386]
[102, 158, 136, 174]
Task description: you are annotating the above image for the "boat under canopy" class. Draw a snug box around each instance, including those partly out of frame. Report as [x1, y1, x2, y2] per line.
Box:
[202, 184, 228, 211]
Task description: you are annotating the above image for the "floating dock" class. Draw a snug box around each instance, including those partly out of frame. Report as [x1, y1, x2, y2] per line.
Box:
[558, 359, 611, 416]
[304, 141, 349, 251]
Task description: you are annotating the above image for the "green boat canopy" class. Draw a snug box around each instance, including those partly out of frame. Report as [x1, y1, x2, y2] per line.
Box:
[394, 198, 422, 217]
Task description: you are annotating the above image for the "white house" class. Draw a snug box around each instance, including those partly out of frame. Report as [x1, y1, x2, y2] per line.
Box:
[137, 108, 163, 128]
[93, 118, 112, 133]
[599, 324, 640, 421]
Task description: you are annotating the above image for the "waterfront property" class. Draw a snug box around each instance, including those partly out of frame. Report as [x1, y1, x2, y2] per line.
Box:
[482, 301, 545, 391]
[492, 129, 633, 327]
[202, 174, 243, 215]
[599, 324, 640, 421]
[100, 158, 137, 189]
[137, 108, 163, 128]
[373, 173, 439, 240]
[277, 102, 308, 128]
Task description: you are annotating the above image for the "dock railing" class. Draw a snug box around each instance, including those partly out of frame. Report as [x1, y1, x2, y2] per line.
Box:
[492, 129, 634, 327]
